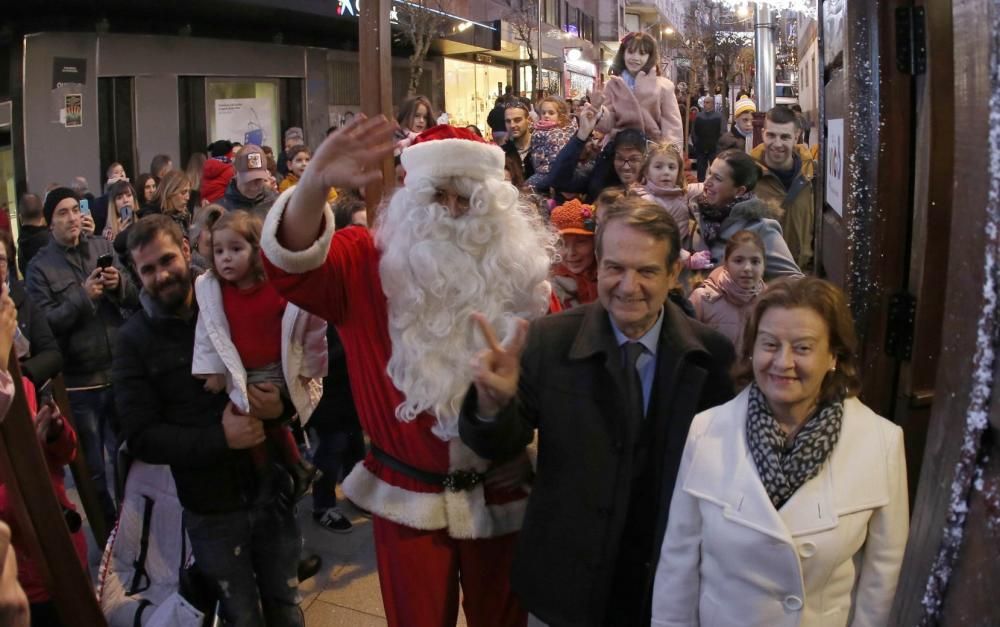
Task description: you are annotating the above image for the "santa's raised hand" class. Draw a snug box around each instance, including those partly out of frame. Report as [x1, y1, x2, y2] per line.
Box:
[280, 114, 396, 252]
[310, 114, 396, 191]
[470, 312, 529, 417]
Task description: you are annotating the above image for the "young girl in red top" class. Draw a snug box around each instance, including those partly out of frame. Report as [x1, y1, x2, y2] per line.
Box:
[192, 210, 327, 501]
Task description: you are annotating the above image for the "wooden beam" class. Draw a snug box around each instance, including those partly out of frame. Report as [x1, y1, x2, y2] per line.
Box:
[359, 0, 396, 223]
[0, 355, 107, 626]
[53, 374, 110, 548]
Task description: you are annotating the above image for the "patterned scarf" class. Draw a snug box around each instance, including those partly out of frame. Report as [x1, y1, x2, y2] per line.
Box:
[746, 382, 844, 509]
[696, 192, 754, 245]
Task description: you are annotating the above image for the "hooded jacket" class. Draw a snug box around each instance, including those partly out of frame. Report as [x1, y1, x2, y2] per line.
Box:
[201, 157, 235, 204]
[689, 190, 803, 281]
[751, 143, 816, 272]
[636, 182, 698, 245]
[689, 266, 764, 349]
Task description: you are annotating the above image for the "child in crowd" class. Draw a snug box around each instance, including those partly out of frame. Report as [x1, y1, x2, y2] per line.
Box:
[689, 230, 767, 348]
[595, 31, 683, 148]
[637, 144, 713, 277]
[192, 211, 328, 502]
[526, 97, 577, 191]
[278, 145, 338, 204]
[549, 199, 598, 310]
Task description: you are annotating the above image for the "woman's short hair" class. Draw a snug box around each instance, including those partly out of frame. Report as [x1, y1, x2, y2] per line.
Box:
[610, 32, 659, 77]
[734, 277, 862, 402]
[332, 194, 367, 230]
[595, 195, 681, 267]
[715, 148, 762, 192]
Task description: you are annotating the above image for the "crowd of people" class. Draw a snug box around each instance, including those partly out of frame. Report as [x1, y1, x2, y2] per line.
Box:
[0, 29, 909, 627]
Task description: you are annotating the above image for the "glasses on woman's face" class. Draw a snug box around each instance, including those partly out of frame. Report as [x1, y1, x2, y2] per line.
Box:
[613, 155, 644, 169]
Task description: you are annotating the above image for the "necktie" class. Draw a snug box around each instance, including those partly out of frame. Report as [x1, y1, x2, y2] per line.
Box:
[623, 342, 645, 421]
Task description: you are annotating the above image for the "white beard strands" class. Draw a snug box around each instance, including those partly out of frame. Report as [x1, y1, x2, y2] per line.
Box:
[375, 176, 557, 440]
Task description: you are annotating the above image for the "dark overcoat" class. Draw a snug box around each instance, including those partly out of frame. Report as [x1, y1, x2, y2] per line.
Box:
[460, 300, 735, 626]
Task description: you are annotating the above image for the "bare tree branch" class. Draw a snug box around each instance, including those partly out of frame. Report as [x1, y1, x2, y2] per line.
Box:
[395, 0, 455, 97]
[499, 0, 539, 93]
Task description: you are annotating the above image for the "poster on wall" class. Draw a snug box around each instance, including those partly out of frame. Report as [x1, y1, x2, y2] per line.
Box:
[214, 98, 275, 147]
[826, 118, 844, 216]
[63, 94, 82, 128]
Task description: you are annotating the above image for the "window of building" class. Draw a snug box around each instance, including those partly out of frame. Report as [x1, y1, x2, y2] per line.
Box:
[206, 79, 281, 149]
[544, 0, 559, 26]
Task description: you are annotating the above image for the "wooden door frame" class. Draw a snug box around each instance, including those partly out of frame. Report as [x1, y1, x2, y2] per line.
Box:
[891, 0, 999, 621]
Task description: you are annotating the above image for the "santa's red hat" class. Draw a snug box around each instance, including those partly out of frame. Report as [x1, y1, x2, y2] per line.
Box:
[401, 125, 506, 183]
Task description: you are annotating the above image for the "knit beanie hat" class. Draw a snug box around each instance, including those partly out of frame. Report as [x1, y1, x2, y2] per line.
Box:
[401, 125, 505, 182]
[43, 187, 78, 225]
[550, 199, 596, 236]
[734, 97, 757, 117]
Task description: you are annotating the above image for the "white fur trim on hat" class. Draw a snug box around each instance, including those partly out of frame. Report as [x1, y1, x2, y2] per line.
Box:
[260, 186, 336, 274]
[401, 137, 506, 183]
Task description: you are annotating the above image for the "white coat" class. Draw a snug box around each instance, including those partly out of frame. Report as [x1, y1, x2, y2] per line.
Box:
[191, 272, 327, 424]
[651, 387, 908, 627]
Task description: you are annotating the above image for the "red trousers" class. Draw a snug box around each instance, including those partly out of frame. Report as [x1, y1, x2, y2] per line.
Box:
[372, 515, 527, 627]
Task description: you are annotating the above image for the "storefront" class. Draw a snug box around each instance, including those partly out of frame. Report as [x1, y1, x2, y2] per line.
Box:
[563, 50, 597, 100]
[518, 66, 564, 100]
[443, 57, 511, 132]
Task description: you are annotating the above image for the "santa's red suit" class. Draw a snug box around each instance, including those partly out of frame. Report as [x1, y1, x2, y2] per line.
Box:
[261, 127, 551, 627]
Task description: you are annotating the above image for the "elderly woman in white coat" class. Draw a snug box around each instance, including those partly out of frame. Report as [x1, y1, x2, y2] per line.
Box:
[652, 277, 908, 627]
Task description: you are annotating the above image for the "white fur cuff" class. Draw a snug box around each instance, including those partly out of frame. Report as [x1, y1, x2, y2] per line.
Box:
[260, 186, 336, 274]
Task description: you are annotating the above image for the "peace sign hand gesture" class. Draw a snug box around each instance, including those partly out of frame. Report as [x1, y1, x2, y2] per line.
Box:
[470, 313, 529, 417]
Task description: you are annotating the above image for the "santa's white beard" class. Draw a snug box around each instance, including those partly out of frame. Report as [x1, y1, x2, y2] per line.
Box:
[375, 175, 556, 440]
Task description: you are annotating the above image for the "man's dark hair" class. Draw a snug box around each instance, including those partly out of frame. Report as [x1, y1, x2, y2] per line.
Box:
[613, 128, 648, 155]
[504, 98, 530, 115]
[127, 213, 186, 255]
[18, 193, 43, 221]
[765, 105, 800, 129]
[595, 196, 681, 267]
[207, 140, 234, 158]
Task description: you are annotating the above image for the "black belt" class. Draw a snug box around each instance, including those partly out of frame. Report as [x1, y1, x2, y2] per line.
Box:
[370, 445, 485, 493]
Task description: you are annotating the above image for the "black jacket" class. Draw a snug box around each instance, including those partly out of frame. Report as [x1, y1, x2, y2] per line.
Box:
[547, 136, 620, 203]
[113, 289, 256, 515]
[460, 302, 735, 626]
[693, 110, 723, 154]
[17, 225, 49, 279]
[25, 235, 138, 388]
[10, 281, 63, 384]
[501, 139, 535, 182]
[218, 179, 277, 219]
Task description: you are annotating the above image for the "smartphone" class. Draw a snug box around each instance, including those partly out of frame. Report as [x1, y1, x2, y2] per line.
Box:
[79, 198, 91, 216]
[97, 253, 114, 269]
[119, 205, 132, 223]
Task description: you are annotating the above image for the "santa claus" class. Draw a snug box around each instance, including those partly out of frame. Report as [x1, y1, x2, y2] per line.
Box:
[260, 118, 555, 627]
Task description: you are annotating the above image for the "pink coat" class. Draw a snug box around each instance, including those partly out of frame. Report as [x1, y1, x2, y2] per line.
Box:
[689, 266, 765, 349]
[636, 182, 698, 245]
[596, 73, 683, 149]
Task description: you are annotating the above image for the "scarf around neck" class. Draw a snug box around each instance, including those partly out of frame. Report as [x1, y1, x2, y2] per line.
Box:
[703, 266, 764, 306]
[746, 382, 844, 509]
[697, 192, 754, 245]
[552, 262, 598, 306]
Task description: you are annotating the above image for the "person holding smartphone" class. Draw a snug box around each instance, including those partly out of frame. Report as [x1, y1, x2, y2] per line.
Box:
[24, 187, 139, 528]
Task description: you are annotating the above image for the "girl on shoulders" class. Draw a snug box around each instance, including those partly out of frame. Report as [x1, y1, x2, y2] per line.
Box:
[595, 32, 683, 149]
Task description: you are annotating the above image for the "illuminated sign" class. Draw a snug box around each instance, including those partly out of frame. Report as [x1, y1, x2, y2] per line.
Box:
[336, 0, 400, 23]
